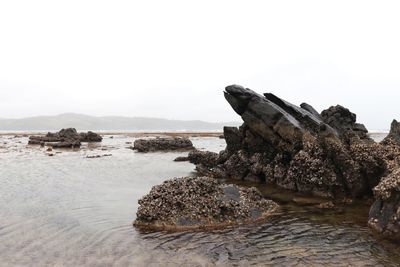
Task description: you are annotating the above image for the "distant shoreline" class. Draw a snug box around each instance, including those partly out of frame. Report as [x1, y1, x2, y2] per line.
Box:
[0, 131, 223, 138]
[0, 130, 389, 141]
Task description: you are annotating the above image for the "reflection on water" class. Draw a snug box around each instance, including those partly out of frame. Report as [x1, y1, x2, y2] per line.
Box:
[0, 134, 399, 266]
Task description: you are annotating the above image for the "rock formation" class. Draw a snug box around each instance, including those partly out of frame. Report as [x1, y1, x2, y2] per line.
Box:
[28, 128, 102, 148]
[321, 105, 368, 138]
[184, 84, 400, 240]
[369, 168, 400, 241]
[191, 85, 382, 198]
[133, 176, 279, 230]
[132, 137, 194, 152]
[368, 130, 400, 241]
[382, 119, 400, 145]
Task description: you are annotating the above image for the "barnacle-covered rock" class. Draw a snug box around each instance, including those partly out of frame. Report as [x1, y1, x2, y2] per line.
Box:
[28, 128, 102, 148]
[190, 85, 386, 199]
[188, 150, 219, 168]
[369, 168, 400, 241]
[133, 177, 279, 230]
[132, 137, 194, 152]
[182, 84, 400, 241]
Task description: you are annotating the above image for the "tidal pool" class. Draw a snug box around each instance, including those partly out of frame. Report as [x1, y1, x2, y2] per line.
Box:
[0, 134, 399, 266]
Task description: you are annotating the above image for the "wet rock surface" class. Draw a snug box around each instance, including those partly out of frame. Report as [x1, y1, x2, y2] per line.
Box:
[132, 137, 194, 152]
[369, 168, 400, 241]
[133, 176, 279, 230]
[28, 128, 102, 148]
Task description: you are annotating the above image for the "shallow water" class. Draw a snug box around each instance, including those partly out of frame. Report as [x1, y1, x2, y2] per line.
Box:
[0, 134, 399, 266]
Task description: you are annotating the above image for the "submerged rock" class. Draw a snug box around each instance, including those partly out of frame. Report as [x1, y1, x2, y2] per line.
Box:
[28, 128, 102, 148]
[132, 137, 194, 152]
[133, 177, 279, 230]
[173, 156, 189, 162]
[321, 105, 368, 138]
[50, 140, 81, 148]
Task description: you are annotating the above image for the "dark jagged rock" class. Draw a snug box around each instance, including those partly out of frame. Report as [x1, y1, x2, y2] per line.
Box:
[133, 137, 194, 152]
[28, 128, 102, 148]
[300, 102, 322, 120]
[223, 85, 337, 154]
[223, 126, 241, 153]
[321, 105, 368, 138]
[79, 131, 103, 142]
[188, 150, 219, 168]
[133, 176, 279, 230]
[382, 119, 400, 145]
[210, 85, 400, 241]
[192, 85, 384, 199]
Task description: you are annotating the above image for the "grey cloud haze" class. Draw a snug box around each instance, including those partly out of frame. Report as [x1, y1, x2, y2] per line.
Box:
[1, 0, 400, 130]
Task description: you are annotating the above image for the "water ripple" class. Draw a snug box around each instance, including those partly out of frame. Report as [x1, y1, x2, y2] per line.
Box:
[0, 135, 399, 266]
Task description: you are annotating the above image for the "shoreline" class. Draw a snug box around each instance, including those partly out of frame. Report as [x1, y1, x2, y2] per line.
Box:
[0, 131, 223, 138]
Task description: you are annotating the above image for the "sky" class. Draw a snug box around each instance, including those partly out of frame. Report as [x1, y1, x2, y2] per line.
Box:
[1, 0, 400, 130]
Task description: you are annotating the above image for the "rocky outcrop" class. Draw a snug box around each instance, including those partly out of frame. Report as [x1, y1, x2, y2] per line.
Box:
[188, 150, 220, 168]
[191, 85, 384, 199]
[79, 131, 103, 142]
[133, 176, 279, 230]
[132, 137, 194, 152]
[223, 126, 241, 153]
[369, 168, 400, 240]
[367, 140, 400, 240]
[321, 105, 368, 138]
[28, 128, 102, 148]
[382, 119, 400, 145]
[200, 85, 400, 241]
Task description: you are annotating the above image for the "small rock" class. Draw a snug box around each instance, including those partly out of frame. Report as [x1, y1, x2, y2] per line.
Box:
[132, 137, 194, 152]
[174, 156, 189, 162]
[317, 201, 335, 209]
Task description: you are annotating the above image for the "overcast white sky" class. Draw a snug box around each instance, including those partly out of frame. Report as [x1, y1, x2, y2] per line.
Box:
[1, 0, 400, 129]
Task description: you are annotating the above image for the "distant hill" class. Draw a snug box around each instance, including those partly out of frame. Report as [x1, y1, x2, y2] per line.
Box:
[0, 113, 241, 131]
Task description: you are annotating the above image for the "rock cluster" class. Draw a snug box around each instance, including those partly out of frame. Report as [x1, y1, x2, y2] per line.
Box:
[132, 137, 194, 152]
[134, 176, 279, 230]
[186, 84, 400, 240]
[192, 85, 382, 198]
[28, 128, 102, 148]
